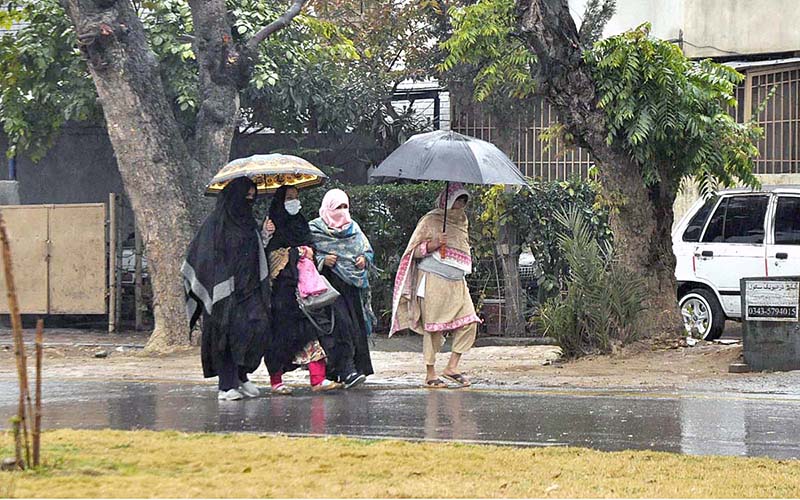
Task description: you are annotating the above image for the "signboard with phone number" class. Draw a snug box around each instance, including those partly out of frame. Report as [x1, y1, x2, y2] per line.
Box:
[744, 280, 800, 322]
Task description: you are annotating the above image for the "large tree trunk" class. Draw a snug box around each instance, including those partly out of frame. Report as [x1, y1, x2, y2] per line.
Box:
[189, 0, 241, 178]
[61, 0, 200, 351]
[514, 0, 681, 333]
[496, 219, 527, 336]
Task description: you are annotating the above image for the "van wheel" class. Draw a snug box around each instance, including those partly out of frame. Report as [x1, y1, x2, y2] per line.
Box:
[679, 289, 725, 340]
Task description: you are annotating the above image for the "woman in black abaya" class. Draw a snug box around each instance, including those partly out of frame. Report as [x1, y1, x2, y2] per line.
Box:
[182, 177, 270, 401]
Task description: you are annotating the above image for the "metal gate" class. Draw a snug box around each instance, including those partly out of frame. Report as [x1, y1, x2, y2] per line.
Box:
[0, 203, 106, 314]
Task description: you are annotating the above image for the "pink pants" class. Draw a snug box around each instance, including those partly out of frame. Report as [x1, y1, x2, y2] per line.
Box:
[270, 360, 327, 387]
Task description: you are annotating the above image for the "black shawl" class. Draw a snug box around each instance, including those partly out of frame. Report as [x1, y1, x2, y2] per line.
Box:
[181, 177, 270, 377]
[266, 185, 313, 251]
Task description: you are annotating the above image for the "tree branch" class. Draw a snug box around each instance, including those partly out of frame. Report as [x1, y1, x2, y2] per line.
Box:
[578, 0, 616, 47]
[246, 0, 309, 51]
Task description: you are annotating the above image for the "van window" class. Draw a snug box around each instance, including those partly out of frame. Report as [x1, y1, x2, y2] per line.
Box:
[701, 195, 769, 244]
[682, 196, 718, 242]
[775, 196, 800, 245]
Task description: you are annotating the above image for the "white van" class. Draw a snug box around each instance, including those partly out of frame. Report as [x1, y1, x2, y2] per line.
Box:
[672, 186, 800, 339]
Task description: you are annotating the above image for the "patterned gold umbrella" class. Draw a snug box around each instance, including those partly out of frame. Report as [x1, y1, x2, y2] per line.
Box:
[205, 154, 328, 196]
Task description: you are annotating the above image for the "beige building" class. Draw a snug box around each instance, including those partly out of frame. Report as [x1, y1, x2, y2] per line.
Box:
[577, 0, 800, 59]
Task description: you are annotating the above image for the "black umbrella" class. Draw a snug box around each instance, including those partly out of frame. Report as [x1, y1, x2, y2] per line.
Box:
[370, 130, 529, 232]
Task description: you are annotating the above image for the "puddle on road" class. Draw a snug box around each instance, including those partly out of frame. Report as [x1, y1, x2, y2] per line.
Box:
[1, 381, 798, 459]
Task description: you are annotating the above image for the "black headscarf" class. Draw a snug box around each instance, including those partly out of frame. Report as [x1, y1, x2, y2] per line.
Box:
[215, 177, 261, 299]
[266, 185, 313, 251]
[217, 176, 258, 235]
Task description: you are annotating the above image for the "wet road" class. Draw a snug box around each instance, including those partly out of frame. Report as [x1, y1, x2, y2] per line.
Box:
[1, 380, 799, 459]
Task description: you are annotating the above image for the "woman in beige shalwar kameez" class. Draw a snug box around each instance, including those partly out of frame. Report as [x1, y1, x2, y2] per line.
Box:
[390, 183, 480, 388]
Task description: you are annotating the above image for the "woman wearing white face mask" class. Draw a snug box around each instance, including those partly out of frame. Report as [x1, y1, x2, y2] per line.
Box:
[262, 185, 341, 394]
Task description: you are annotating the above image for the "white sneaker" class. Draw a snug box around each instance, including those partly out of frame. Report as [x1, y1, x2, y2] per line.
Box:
[218, 388, 244, 401]
[239, 381, 260, 398]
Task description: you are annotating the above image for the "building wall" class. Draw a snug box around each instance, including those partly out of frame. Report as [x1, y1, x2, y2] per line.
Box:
[0, 124, 125, 205]
[569, 0, 683, 41]
[682, 0, 800, 58]
[570, 0, 800, 59]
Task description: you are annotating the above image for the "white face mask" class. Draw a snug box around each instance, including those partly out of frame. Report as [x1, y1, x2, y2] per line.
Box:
[284, 199, 301, 215]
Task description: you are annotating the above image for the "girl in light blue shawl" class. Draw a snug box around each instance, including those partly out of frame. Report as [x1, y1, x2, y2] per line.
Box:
[309, 189, 375, 382]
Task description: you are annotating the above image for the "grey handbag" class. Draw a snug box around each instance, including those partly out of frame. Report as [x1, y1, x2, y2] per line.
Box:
[296, 274, 340, 311]
[296, 275, 340, 335]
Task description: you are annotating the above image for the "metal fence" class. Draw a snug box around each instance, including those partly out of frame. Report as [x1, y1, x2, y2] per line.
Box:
[747, 64, 800, 175]
[451, 96, 593, 181]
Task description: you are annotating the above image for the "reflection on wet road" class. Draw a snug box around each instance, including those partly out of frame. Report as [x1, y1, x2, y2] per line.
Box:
[1, 380, 798, 459]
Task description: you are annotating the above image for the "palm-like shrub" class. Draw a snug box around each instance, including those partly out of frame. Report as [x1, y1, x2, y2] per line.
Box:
[538, 208, 646, 357]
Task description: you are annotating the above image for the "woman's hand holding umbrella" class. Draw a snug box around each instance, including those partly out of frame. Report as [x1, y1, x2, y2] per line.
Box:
[427, 232, 447, 255]
[263, 218, 276, 235]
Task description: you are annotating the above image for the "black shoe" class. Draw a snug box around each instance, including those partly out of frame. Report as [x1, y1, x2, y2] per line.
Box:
[343, 372, 367, 389]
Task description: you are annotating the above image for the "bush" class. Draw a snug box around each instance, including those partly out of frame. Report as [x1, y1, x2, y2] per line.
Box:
[536, 208, 646, 357]
[479, 178, 613, 302]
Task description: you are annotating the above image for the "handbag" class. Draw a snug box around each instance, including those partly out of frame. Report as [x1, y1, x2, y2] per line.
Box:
[296, 274, 340, 311]
[296, 274, 341, 335]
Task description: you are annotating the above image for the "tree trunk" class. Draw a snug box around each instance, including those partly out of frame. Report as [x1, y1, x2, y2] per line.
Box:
[496, 219, 527, 336]
[61, 0, 308, 350]
[515, 0, 682, 333]
[61, 0, 199, 350]
[590, 149, 682, 331]
[189, 0, 241, 179]
[491, 121, 527, 336]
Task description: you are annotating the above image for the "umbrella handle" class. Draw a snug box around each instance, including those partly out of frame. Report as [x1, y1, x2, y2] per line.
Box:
[440, 181, 449, 259]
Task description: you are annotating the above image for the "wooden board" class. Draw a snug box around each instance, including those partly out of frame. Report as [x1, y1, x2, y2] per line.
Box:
[49, 204, 106, 314]
[0, 206, 49, 314]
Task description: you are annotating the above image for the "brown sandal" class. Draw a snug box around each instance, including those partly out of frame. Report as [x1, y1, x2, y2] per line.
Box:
[441, 373, 471, 387]
[424, 378, 447, 389]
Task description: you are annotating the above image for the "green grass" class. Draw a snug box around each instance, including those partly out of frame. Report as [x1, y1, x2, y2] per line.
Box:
[1, 429, 798, 497]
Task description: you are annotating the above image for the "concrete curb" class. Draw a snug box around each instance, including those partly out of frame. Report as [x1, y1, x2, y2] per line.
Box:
[474, 337, 558, 347]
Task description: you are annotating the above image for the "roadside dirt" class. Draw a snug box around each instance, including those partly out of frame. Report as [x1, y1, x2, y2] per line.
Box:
[0, 328, 755, 391]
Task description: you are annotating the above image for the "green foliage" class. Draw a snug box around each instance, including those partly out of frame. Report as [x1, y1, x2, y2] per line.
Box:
[235, 0, 364, 135]
[1, 0, 440, 161]
[586, 23, 762, 192]
[478, 179, 612, 300]
[578, 0, 616, 46]
[537, 208, 646, 357]
[0, 0, 101, 160]
[439, 0, 536, 101]
[311, 0, 449, 150]
[441, 5, 763, 195]
[139, 0, 198, 131]
[0, 4, 24, 29]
